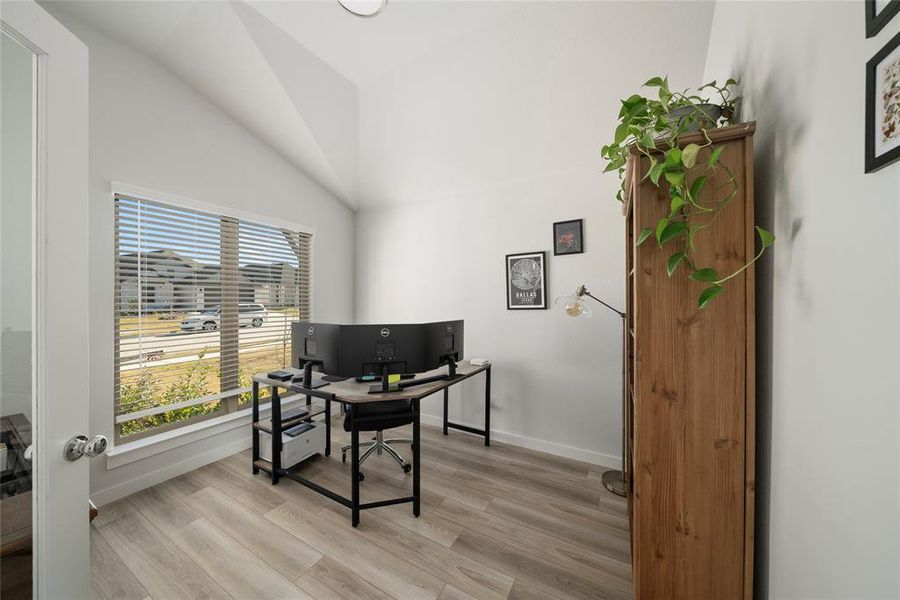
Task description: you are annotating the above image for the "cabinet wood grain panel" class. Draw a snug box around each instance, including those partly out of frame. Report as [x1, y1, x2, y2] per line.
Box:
[624, 123, 756, 600]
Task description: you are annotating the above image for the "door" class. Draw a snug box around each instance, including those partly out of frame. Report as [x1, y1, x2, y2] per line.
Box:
[0, 1, 90, 598]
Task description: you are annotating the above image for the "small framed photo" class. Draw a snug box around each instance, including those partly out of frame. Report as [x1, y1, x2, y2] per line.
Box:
[553, 219, 584, 256]
[506, 251, 547, 310]
[866, 30, 900, 173]
[866, 0, 900, 38]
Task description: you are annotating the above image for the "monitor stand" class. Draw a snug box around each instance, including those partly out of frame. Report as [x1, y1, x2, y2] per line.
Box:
[368, 363, 402, 394]
[395, 356, 459, 391]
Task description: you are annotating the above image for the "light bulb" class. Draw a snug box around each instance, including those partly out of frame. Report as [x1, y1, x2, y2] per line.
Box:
[565, 300, 584, 317]
[555, 294, 592, 317]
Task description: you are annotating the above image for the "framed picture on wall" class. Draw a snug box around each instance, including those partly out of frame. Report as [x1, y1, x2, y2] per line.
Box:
[506, 251, 547, 309]
[866, 30, 900, 173]
[553, 219, 585, 255]
[865, 0, 900, 38]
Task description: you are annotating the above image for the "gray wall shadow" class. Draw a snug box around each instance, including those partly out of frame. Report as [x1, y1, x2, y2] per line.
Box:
[730, 43, 809, 600]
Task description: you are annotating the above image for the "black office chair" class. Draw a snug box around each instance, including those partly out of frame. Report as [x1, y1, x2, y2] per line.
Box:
[341, 400, 413, 478]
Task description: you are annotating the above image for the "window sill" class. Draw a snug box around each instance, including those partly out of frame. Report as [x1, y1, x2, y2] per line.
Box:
[105, 398, 304, 469]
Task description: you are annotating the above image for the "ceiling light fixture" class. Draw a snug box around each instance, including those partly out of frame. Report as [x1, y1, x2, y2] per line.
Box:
[338, 0, 387, 18]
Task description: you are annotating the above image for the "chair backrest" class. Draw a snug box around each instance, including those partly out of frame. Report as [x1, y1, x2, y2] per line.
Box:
[343, 400, 413, 432]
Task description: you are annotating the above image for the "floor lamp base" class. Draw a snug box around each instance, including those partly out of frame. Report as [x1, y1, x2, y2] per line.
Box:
[602, 469, 627, 497]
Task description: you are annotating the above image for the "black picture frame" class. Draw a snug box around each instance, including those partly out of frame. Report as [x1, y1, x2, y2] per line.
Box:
[505, 251, 547, 310]
[866, 0, 900, 38]
[553, 219, 585, 256]
[865, 30, 900, 173]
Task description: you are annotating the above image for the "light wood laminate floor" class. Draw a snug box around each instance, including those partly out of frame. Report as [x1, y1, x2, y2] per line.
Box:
[91, 420, 632, 600]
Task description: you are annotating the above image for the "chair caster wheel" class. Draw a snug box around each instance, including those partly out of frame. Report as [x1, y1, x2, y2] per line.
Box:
[358, 472, 365, 482]
[402, 463, 412, 474]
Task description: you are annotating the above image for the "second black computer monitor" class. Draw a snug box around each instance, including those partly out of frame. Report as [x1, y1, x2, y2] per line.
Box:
[292, 320, 464, 379]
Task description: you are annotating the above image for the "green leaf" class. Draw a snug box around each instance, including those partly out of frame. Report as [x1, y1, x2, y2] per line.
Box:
[708, 146, 724, 167]
[667, 252, 686, 277]
[664, 171, 684, 187]
[659, 87, 672, 105]
[640, 131, 656, 149]
[621, 94, 643, 108]
[687, 224, 698, 251]
[644, 77, 664, 87]
[636, 227, 654, 246]
[725, 78, 738, 87]
[665, 147, 682, 165]
[691, 268, 719, 282]
[689, 175, 707, 202]
[658, 221, 687, 245]
[604, 157, 625, 173]
[649, 162, 665, 186]
[670, 195, 685, 214]
[614, 122, 630, 144]
[756, 226, 775, 248]
[698, 285, 724, 309]
[626, 101, 648, 118]
[681, 143, 700, 168]
[655, 217, 670, 243]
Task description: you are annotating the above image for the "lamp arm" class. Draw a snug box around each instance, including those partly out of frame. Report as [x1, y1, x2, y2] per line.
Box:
[583, 291, 625, 319]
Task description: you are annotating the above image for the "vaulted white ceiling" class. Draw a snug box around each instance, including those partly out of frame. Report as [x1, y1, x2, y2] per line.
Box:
[42, 1, 715, 211]
[41, 0, 526, 210]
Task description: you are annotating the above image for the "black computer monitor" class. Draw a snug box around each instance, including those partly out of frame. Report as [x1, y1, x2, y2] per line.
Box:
[339, 323, 428, 378]
[292, 320, 465, 392]
[423, 320, 465, 371]
[292, 322, 342, 374]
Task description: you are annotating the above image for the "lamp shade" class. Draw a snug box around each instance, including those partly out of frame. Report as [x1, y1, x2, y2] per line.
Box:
[555, 291, 593, 318]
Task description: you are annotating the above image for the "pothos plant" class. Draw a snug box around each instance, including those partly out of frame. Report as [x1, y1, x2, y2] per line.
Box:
[600, 77, 774, 309]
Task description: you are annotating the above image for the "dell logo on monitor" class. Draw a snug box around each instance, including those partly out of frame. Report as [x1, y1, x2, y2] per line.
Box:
[380, 328, 390, 338]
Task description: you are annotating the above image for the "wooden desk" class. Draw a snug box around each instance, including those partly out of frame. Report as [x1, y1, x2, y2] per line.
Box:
[251, 360, 491, 526]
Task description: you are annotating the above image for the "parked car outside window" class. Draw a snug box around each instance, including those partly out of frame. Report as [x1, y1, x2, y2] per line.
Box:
[179, 304, 267, 331]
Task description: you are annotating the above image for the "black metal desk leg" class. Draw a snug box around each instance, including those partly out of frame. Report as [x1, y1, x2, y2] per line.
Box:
[413, 398, 421, 517]
[325, 399, 331, 457]
[484, 367, 491, 447]
[350, 404, 360, 527]
[442, 388, 449, 435]
[271, 386, 281, 484]
[251, 381, 260, 474]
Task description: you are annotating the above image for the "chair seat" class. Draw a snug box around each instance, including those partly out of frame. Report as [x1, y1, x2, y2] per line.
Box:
[343, 400, 413, 432]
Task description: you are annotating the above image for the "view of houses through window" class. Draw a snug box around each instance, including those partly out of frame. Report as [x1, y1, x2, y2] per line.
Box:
[114, 194, 311, 441]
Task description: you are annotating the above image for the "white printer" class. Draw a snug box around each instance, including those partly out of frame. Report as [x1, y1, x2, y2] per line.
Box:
[259, 419, 326, 469]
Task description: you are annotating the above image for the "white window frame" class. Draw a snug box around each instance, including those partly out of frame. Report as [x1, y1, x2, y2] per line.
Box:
[108, 181, 316, 463]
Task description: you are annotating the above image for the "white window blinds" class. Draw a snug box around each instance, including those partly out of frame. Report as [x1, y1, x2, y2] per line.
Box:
[114, 194, 311, 440]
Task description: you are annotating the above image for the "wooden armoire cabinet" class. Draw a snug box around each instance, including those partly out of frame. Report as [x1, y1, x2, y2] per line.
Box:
[623, 123, 756, 599]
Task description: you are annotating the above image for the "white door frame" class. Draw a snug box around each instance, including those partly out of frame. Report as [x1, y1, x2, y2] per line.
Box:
[1, 2, 89, 598]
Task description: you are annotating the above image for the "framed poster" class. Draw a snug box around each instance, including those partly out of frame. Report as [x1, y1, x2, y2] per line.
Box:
[866, 0, 900, 38]
[866, 30, 900, 173]
[553, 219, 584, 255]
[506, 251, 547, 309]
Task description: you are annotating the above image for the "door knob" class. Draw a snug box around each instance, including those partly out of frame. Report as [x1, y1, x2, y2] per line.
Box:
[64, 434, 109, 462]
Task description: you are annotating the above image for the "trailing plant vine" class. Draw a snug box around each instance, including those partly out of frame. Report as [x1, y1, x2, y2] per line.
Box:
[601, 77, 774, 309]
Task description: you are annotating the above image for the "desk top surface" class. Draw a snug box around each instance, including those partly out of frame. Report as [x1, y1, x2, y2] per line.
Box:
[252, 360, 489, 404]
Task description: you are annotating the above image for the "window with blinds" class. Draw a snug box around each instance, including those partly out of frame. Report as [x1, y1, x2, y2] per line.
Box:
[114, 194, 311, 441]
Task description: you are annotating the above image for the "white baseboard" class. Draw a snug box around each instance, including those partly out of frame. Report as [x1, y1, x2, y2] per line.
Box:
[419, 413, 620, 469]
[90, 436, 251, 507]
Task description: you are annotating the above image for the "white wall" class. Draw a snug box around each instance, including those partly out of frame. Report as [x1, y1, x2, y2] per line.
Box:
[704, 2, 900, 598]
[355, 2, 714, 464]
[42, 8, 355, 503]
